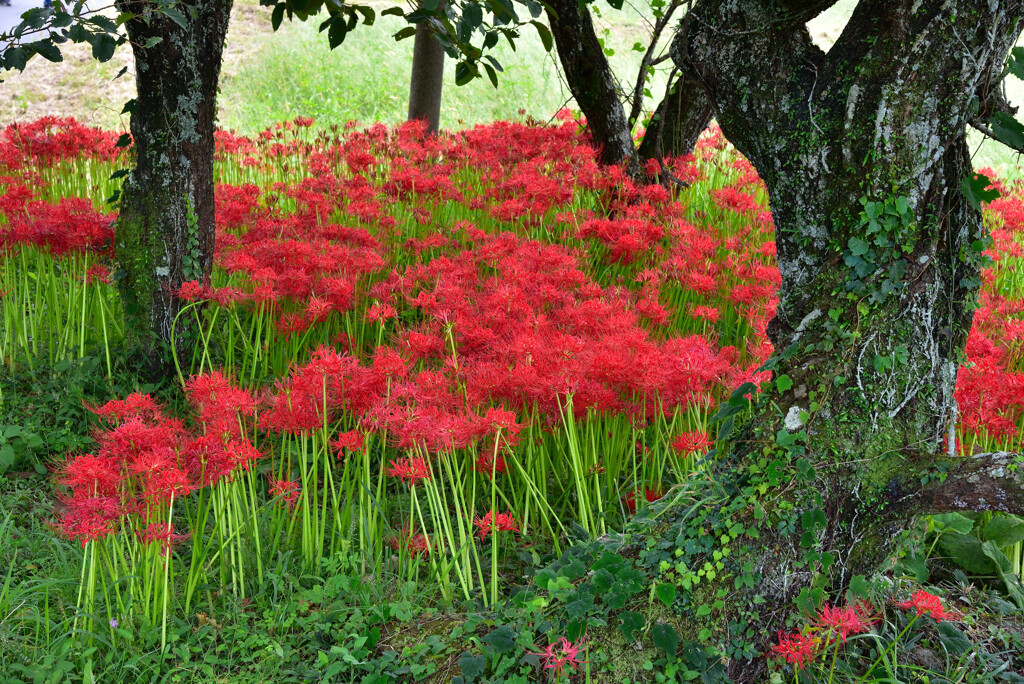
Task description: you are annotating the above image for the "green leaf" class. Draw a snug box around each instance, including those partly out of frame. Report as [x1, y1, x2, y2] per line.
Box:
[962, 172, 1000, 210]
[1007, 46, 1024, 80]
[530, 20, 552, 52]
[655, 582, 677, 608]
[932, 512, 975, 536]
[328, 17, 349, 48]
[848, 236, 870, 257]
[619, 611, 644, 642]
[775, 374, 793, 393]
[650, 622, 679, 660]
[28, 40, 62, 63]
[393, 25, 416, 41]
[458, 652, 486, 679]
[981, 540, 1024, 609]
[160, 6, 188, 30]
[271, 4, 285, 30]
[481, 626, 517, 656]
[990, 111, 1024, 150]
[938, 532, 995, 575]
[981, 514, 1024, 547]
[483, 63, 498, 88]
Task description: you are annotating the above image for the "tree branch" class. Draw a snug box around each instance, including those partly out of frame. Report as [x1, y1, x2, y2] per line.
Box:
[915, 452, 1024, 516]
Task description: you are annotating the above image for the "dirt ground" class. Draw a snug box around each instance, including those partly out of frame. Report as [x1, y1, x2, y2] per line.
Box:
[0, 0, 274, 129]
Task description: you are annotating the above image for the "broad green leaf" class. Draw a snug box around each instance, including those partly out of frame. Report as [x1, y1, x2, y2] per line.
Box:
[981, 540, 1024, 609]
[650, 622, 679, 660]
[981, 514, 1024, 547]
[932, 512, 974, 536]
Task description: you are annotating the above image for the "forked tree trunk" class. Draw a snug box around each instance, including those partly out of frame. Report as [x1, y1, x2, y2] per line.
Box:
[654, 1, 1024, 679]
[545, 0, 638, 170]
[636, 70, 713, 161]
[408, 4, 445, 134]
[114, 0, 232, 376]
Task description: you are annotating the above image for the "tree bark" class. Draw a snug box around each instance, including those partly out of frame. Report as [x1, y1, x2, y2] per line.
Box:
[648, 1, 1024, 679]
[407, 3, 445, 134]
[114, 0, 232, 376]
[545, 0, 638, 170]
[636, 69, 714, 161]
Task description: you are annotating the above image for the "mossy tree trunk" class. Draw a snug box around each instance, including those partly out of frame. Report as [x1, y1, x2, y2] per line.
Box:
[408, 2, 445, 134]
[648, 1, 1024, 679]
[114, 0, 233, 376]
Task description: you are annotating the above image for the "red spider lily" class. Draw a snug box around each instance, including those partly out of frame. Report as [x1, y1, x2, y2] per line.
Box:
[185, 371, 258, 440]
[530, 636, 586, 679]
[474, 451, 507, 477]
[388, 526, 431, 558]
[816, 604, 871, 643]
[772, 630, 819, 670]
[672, 431, 713, 455]
[52, 493, 125, 547]
[332, 430, 364, 457]
[622, 488, 663, 514]
[135, 521, 190, 552]
[268, 476, 300, 508]
[895, 590, 958, 622]
[386, 456, 431, 485]
[87, 393, 163, 424]
[474, 510, 519, 539]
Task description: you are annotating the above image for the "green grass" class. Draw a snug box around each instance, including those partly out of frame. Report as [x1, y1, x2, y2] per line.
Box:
[217, 5, 672, 133]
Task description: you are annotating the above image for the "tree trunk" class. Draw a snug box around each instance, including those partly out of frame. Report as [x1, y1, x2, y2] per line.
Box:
[407, 3, 445, 134]
[651, 1, 1024, 679]
[545, 0, 638, 170]
[114, 0, 232, 376]
[636, 70, 713, 161]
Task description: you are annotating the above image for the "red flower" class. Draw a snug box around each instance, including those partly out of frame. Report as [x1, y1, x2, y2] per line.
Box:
[530, 636, 585, 679]
[474, 451, 507, 477]
[474, 510, 519, 539]
[386, 456, 431, 485]
[896, 590, 958, 622]
[671, 430, 713, 455]
[268, 476, 300, 508]
[771, 630, 818, 670]
[332, 430, 365, 457]
[816, 604, 869, 643]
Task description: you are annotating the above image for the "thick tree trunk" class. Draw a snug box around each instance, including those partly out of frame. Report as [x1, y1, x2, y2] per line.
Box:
[545, 0, 638, 170]
[636, 70, 713, 161]
[407, 4, 445, 134]
[651, 1, 1024, 679]
[114, 0, 232, 376]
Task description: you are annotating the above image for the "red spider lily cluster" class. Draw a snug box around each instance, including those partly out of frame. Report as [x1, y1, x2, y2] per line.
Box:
[772, 592, 956, 673]
[52, 375, 262, 549]
[1, 113, 1021, 614]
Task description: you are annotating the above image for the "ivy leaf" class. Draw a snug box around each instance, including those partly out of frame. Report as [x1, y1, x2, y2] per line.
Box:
[480, 625, 517, 657]
[775, 374, 793, 393]
[655, 582, 677, 608]
[962, 172, 1000, 211]
[619, 611, 644, 642]
[458, 652, 486, 680]
[990, 111, 1024, 151]
[848, 236, 870, 257]
[650, 622, 679, 660]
